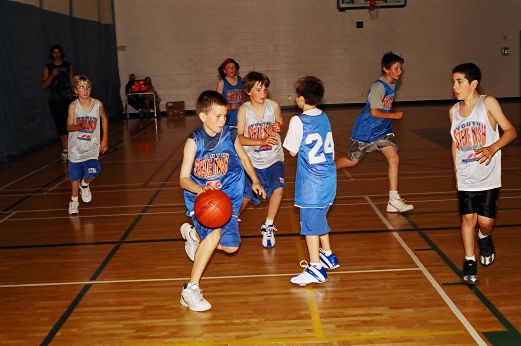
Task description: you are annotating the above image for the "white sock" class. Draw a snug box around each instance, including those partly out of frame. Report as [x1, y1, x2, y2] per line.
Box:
[389, 191, 399, 200]
[321, 249, 332, 256]
[71, 195, 79, 202]
[310, 262, 322, 269]
[477, 230, 489, 239]
[264, 218, 274, 226]
[81, 179, 89, 186]
[186, 283, 199, 289]
[465, 255, 476, 261]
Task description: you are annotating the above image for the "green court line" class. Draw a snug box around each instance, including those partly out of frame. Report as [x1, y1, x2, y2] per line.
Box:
[401, 214, 521, 345]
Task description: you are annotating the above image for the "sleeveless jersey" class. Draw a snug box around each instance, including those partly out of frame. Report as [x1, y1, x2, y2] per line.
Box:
[295, 112, 336, 208]
[46, 61, 73, 102]
[352, 79, 395, 142]
[222, 77, 243, 126]
[68, 99, 102, 163]
[450, 95, 501, 191]
[242, 99, 284, 169]
[184, 126, 245, 217]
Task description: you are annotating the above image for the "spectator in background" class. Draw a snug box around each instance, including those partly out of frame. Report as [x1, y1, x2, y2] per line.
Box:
[42, 44, 75, 162]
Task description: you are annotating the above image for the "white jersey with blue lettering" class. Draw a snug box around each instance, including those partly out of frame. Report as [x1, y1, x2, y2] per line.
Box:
[450, 95, 501, 191]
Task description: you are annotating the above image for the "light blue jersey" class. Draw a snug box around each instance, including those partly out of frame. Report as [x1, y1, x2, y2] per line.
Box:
[352, 79, 395, 142]
[295, 112, 336, 208]
[184, 126, 245, 217]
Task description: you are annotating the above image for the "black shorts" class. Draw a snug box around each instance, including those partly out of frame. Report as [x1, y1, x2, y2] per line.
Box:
[458, 188, 500, 218]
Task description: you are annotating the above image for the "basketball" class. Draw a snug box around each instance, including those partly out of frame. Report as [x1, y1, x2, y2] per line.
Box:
[194, 189, 233, 228]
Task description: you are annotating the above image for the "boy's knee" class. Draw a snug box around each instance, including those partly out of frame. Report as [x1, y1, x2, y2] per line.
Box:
[477, 216, 494, 229]
[220, 245, 239, 253]
[462, 213, 477, 225]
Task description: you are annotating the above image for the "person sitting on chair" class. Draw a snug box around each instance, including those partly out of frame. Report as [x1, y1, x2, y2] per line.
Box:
[125, 73, 145, 113]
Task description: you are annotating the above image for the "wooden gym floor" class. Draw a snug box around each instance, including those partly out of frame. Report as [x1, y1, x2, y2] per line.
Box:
[0, 100, 520, 345]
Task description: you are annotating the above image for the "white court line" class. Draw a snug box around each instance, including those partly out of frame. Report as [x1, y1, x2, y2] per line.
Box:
[364, 195, 487, 346]
[0, 267, 420, 288]
[0, 212, 16, 223]
[0, 162, 56, 190]
[45, 177, 70, 193]
[4, 194, 520, 220]
[5, 210, 188, 221]
[342, 169, 354, 180]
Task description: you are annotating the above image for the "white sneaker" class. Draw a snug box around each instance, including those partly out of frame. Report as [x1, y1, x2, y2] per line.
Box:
[180, 284, 211, 311]
[180, 223, 199, 261]
[61, 150, 68, 163]
[290, 261, 328, 286]
[80, 181, 92, 203]
[260, 224, 277, 248]
[386, 196, 414, 213]
[68, 199, 79, 216]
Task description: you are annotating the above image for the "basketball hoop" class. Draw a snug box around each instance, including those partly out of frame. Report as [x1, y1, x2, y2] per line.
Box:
[367, 0, 379, 20]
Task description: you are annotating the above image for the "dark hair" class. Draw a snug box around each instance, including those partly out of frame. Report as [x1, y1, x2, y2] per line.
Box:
[295, 76, 324, 106]
[381, 51, 404, 74]
[242, 71, 270, 101]
[452, 63, 481, 84]
[218, 58, 240, 79]
[196, 90, 228, 115]
[48, 44, 65, 60]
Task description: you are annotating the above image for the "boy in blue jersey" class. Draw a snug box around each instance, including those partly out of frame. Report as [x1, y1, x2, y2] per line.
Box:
[283, 76, 340, 286]
[336, 52, 414, 213]
[179, 90, 265, 311]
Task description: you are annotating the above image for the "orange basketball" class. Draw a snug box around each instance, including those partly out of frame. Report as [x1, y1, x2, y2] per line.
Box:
[194, 189, 233, 228]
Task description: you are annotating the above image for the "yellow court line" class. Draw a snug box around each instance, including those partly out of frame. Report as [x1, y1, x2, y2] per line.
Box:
[289, 208, 324, 338]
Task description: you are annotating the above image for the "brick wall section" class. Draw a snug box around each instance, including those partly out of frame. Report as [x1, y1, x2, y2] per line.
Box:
[114, 0, 521, 110]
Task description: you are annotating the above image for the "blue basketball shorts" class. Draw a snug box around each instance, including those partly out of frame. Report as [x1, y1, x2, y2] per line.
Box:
[299, 206, 331, 236]
[192, 214, 241, 247]
[68, 159, 101, 182]
[243, 161, 284, 205]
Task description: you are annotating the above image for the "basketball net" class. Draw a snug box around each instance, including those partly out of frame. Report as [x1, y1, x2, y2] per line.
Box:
[367, 0, 379, 20]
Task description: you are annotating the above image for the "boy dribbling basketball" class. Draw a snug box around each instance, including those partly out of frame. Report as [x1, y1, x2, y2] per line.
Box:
[179, 90, 265, 311]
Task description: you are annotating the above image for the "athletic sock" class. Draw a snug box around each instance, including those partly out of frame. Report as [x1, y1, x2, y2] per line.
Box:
[465, 255, 476, 261]
[310, 262, 322, 269]
[477, 230, 489, 239]
[71, 195, 79, 202]
[321, 249, 332, 256]
[264, 218, 274, 227]
[389, 191, 399, 200]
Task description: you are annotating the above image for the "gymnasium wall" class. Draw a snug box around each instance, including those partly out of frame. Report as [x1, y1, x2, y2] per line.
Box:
[114, 0, 521, 110]
[0, 0, 121, 164]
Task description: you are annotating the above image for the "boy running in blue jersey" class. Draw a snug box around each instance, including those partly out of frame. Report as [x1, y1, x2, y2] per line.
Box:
[283, 76, 340, 286]
[179, 90, 265, 311]
[336, 52, 414, 213]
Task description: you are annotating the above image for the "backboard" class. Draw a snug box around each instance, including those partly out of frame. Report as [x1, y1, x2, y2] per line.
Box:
[337, 0, 406, 11]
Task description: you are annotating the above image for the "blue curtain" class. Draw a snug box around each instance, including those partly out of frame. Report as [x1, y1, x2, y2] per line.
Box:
[0, 0, 122, 164]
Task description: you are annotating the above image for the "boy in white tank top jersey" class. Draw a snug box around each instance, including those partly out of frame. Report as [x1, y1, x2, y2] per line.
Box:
[450, 63, 516, 285]
[237, 71, 285, 248]
[66, 75, 109, 215]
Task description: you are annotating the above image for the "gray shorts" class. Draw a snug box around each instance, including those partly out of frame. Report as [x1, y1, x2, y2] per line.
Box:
[347, 133, 398, 162]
